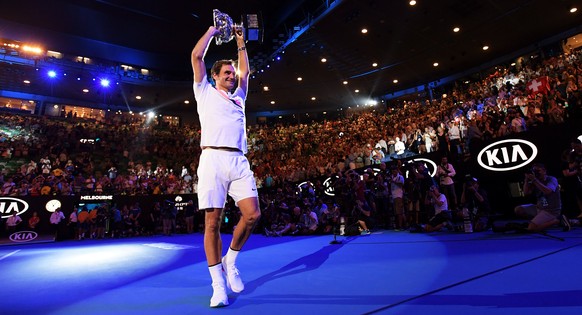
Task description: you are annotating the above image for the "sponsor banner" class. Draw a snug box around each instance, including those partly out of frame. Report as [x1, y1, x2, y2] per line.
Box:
[9, 231, 38, 243]
[80, 195, 114, 201]
[0, 197, 29, 219]
[477, 139, 537, 172]
[0, 194, 196, 246]
[469, 119, 580, 214]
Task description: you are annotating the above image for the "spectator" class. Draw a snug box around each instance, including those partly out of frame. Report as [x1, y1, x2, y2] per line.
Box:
[436, 156, 458, 212]
[67, 208, 78, 239]
[394, 137, 405, 159]
[390, 166, 406, 231]
[184, 200, 196, 234]
[50, 207, 66, 240]
[28, 211, 40, 230]
[77, 206, 89, 240]
[161, 201, 176, 236]
[447, 121, 461, 161]
[6, 211, 23, 233]
[561, 139, 582, 219]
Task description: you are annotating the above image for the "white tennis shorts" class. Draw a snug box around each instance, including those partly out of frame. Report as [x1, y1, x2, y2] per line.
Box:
[197, 149, 258, 209]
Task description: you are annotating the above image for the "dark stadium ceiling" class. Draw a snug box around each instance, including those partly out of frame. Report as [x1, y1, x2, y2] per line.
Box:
[1, 0, 582, 116]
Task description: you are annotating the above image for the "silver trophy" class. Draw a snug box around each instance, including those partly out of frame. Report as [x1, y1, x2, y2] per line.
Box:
[213, 9, 240, 45]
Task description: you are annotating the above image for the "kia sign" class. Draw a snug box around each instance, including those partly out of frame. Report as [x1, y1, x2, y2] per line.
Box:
[0, 197, 30, 219]
[9, 231, 39, 243]
[477, 139, 538, 171]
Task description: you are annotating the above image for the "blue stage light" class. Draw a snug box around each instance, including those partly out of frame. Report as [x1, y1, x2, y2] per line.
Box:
[47, 70, 57, 78]
[100, 79, 110, 87]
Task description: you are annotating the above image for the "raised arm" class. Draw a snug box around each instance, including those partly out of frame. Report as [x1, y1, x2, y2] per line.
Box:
[191, 26, 220, 83]
[234, 26, 250, 95]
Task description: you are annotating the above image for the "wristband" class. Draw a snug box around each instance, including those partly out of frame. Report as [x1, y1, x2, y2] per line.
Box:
[237, 46, 246, 51]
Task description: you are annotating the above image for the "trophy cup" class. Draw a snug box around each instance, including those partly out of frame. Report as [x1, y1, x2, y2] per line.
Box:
[213, 9, 263, 45]
[213, 9, 238, 45]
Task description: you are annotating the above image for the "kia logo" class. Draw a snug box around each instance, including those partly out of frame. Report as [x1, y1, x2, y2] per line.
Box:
[9, 231, 38, 243]
[0, 197, 29, 219]
[477, 139, 538, 171]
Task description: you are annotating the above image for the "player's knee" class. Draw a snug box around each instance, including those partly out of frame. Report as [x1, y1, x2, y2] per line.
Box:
[244, 209, 261, 226]
[205, 216, 221, 232]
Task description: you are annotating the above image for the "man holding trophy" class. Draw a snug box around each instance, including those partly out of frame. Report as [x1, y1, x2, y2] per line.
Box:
[191, 10, 261, 308]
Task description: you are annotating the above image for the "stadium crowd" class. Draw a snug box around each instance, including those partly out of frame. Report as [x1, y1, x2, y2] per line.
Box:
[1, 49, 581, 237]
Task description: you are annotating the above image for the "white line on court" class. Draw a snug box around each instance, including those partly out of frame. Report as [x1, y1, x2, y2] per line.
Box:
[0, 250, 21, 261]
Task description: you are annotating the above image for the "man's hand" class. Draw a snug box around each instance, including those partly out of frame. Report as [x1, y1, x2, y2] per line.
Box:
[208, 26, 220, 37]
[234, 25, 245, 42]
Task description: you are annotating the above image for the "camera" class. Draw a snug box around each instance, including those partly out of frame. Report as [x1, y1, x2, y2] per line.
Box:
[528, 168, 540, 176]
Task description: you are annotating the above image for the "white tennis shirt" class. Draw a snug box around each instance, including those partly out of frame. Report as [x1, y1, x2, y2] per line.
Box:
[193, 75, 248, 154]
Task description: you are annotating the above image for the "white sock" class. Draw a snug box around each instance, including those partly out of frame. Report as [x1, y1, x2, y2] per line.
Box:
[208, 264, 225, 286]
[224, 247, 240, 266]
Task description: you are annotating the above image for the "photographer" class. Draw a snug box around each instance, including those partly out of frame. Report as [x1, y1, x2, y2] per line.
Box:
[295, 206, 319, 235]
[410, 185, 451, 232]
[320, 203, 340, 234]
[373, 172, 391, 229]
[514, 163, 569, 232]
[460, 178, 491, 232]
[414, 161, 437, 217]
[354, 199, 373, 235]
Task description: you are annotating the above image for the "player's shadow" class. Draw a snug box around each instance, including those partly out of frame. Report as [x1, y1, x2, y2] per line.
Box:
[243, 236, 357, 294]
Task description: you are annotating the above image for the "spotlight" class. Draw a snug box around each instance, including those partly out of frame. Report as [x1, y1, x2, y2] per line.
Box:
[100, 79, 110, 87]
[47, 70, 57, 78]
